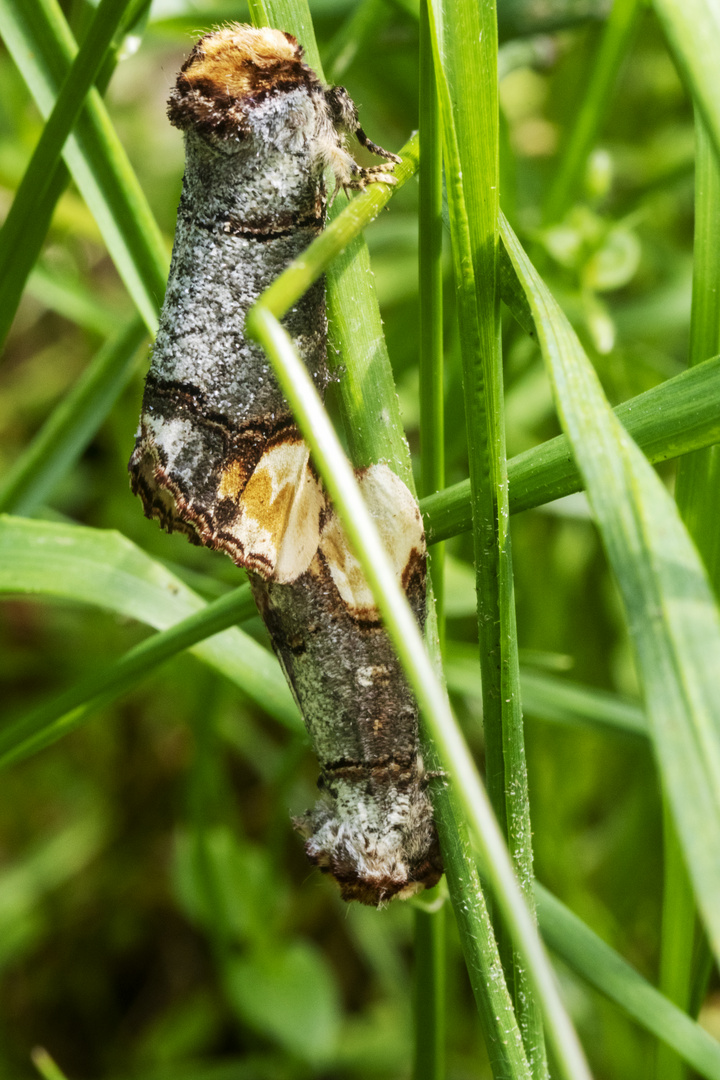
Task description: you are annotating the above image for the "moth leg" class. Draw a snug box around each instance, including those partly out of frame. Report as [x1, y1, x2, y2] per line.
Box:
[354, 129, 402, 165]
[327, 149, 398, 193]
[325, 84, 402, 165]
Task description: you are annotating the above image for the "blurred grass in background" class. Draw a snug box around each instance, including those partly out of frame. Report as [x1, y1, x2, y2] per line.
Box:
[0, 0, 719, 1077]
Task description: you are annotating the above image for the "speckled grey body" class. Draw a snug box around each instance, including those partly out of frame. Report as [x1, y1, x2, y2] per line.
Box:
[129, 25, 441, 905]
[252, 545, 441, 903]
[130, 91, 329, 537]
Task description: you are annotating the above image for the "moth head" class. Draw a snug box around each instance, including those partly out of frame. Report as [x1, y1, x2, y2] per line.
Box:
[167, 24, 316, 139]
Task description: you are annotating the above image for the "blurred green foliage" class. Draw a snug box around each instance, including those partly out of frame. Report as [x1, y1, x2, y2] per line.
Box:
[0, 0, 716, 1077]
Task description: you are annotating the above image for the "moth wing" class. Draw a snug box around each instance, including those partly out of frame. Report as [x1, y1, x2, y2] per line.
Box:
[319, 464, 425, 617]
[220, 439, 326, 583]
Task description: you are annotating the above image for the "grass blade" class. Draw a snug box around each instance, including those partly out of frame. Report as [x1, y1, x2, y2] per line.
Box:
[658, 109, 720, 1080]
[537, 886, 720, 1080]
[0, 0, 168, 335]
[422, 352, 720, 544]
[245, 306, 591, 1080]
[0, 516, 299, 740]
[0, 583, 263, 769]
[414, 4, 447, 1074]
[653, 0, 720, 162]
[0, 316, 147, 515]
[543, 0, 642, 222]
[501, 212, 720, 971]
[427, 0, 546, 1064]
[245, 5, 535, 1066]
[0, 0, 134, 348]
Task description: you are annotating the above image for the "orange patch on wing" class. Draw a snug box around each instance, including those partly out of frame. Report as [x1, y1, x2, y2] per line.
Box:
[218, 457, 251, 501]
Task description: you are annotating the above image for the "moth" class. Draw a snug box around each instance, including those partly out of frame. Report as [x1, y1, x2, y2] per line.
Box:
[129, 24, 442, 905]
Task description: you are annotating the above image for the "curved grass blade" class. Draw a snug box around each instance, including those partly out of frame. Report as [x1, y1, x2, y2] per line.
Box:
[652, 0, 720, 162]
[0, 0, 168, 335]
[0, 0, 133, 348]
[242, 12, 534, 1061]
[0, 516, 299, 743]
[242, 7, 535, 1066]
[537, 886, 720, 1080]
[421, 353, 720, 544]
[426, 0, 545, 1063]
[501, 213, 720, 970]
[0, 316, 147, 515]
[245, 307, 591, 1080]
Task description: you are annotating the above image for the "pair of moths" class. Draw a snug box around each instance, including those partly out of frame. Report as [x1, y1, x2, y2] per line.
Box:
[129, 25, 442, 905]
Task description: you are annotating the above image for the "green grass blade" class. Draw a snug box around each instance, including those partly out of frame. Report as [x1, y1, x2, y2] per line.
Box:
[422, 353, 720, 544]
[543, 0, 642, 222]
[254, 132, 420, 322]
[652, 0, 720, 163]
[536, 886, 720, 1080]
[0, 316, 147, 515]
[0, 163, 71, 350]
[0, 0, 133, 348]
[0, 0, 168, 335]
[246, 5, 536, 1053]
[246, 306, 592, 1080]
[0, 516, 299, 739]
[427, 0, 545, 1063]
[676, 117, 720, 591]
[501, 213, 720, 971]
[0, 583, 263, 769]
[414, 4, 446, 1074]
[445, 646, 648, 738]
[659, 108, 720, 1080]
[0, 1, 149, 348]
[26, 264, 127, 335]
[418, 0, 445, 634]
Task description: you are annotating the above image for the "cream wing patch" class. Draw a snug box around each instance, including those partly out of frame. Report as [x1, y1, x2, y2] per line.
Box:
[319, 464, 425, 616]
[221, 441, 326, 582]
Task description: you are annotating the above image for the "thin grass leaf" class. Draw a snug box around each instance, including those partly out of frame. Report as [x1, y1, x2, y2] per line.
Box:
[243, 7, 537, 1059]
[0, 0, 133, 346]
[676, 117, 720, 592]
[0, 583, 264, 769]
[536, 886, 720, 1080]
[422, 353, 720, 544]
[245, 306, 591, 1080]
[543, 0, 642, 222]
[27, 264, 128, 336]
[414, 5, 447, 1074]
[0, 0, 168, 336]
[426, 0, 545, 1065]
[418, 0, 445, 632]
[0, 316, 147, 515]
[238, 9, 537, 1062]
[445, 645, 648, 738]
[501, 213, 720, 970]
[0, 516, 299, 740]
[658, 109, 720, 1080]
[652, 0, 720, 162]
